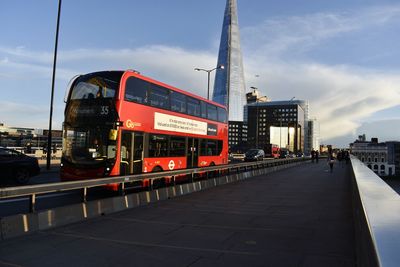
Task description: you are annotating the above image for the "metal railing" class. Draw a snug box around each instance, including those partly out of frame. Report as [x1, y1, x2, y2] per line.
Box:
[350, 155, 400, 267]
[0, 157, 308, 213]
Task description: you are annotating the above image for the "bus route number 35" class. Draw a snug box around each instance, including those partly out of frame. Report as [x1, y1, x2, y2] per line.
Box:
[100, 106, 109, 115]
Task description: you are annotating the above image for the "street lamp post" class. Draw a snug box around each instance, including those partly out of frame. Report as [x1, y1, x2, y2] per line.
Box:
[249, 87, 260, 148]
[46, 0, 62, 170]
[273, 111, 283, 149]
[289, 97, 296, 153]
[194, 65, 224, 100]
[279, 115, 282, 149]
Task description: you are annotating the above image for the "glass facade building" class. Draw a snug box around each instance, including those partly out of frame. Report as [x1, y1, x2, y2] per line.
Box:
[245, 101, 306, 153]
[213, 0, 246, 122]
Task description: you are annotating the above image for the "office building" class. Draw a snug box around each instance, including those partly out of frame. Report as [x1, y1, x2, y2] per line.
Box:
[386, 141, 400, 176]
[0, 122, 61, 150]
[350, 137, 395, 177]
[228, 121, 248, 152]
[246, 100, 306, 153]
[305, 118, 320, 155]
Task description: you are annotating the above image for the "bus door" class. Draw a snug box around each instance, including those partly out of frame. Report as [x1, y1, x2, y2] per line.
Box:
[187, 138, 199, 168]
[120, 131, 143, 175]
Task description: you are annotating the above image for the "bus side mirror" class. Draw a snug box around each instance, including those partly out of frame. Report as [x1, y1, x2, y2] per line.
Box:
[109, 129, 118, 140]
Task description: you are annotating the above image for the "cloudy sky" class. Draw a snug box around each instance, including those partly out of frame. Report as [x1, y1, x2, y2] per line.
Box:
[1, 0, 400, 147]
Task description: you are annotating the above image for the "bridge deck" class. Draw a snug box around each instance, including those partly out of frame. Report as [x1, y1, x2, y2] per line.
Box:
[0, 161, 355, 266]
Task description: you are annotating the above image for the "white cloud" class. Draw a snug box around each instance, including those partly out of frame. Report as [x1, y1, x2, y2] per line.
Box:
[241, 5, 400, 59]
[328, 119, 400, 146]
[357, 119, 400, 141]
[1, 44, 400, 145]
[241, 5, 400, 145]
[0, 101, 50, 129]
[245, 59, 400, 140]
[1, 5, 400, 146]
[0, 46, 53, 64]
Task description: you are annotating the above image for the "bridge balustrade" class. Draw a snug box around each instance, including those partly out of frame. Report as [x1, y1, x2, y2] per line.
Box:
[351, 155, 400, 267]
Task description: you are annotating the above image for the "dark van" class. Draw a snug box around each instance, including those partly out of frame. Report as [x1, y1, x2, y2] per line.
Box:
[279, 148, 290, 158]
[244, 149, 265, 162]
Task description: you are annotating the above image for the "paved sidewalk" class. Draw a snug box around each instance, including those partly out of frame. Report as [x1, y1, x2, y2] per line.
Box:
[0, 161, 355, 266]
[38, 159, 60, 172]
[27, 159, 61, 184]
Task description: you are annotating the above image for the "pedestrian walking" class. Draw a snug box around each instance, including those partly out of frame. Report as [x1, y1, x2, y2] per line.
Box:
[315, 150, 319, 163]
[337, 150, 343, 167]
[327, 153, 335, 173]
[337, 151, 342, 162]
[345, 151, 350, 164]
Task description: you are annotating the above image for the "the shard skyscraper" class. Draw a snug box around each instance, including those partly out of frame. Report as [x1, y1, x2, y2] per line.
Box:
[212, 0, 246, 122]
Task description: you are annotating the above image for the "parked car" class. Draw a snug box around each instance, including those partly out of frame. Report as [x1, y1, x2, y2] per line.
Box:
[244, 149, 265, 161]
[0, 147, 40, 185]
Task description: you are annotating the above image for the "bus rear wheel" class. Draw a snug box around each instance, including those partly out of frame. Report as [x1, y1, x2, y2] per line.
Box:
[151, 166, 165, 188]
[208, 162, 218, 178]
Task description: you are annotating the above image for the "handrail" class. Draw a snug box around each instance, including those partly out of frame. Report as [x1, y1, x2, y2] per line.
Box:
[0, 157, 306, 201]
[350, 155, 400, 267]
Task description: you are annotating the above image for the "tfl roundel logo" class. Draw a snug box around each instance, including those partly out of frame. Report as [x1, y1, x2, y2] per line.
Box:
[168, 160, 175, 170]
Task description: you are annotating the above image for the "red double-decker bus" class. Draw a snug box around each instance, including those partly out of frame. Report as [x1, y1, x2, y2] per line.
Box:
[264, 144, 280, 159]
[60, 70, 228, 184]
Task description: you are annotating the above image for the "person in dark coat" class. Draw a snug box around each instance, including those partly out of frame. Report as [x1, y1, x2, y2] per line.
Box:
[327, 152, 335, 173]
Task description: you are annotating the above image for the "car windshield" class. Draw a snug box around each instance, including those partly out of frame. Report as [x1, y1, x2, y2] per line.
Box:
[0, 148, 21, 157]
[63, 126, 116, 165]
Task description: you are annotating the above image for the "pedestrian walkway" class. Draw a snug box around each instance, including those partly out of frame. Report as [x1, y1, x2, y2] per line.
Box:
[0, 161, 355, 266]
[38, 159, 60, 172]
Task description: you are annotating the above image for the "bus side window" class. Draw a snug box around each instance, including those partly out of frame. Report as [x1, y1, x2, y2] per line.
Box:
[187, 97, 201, 117]
[217, 107, 227, 123]
[171, 92, 186, 113]
[207, 104, 217, 121]
[149, 85, 169, 109]
[149, 134, 168, 157]
[169, 136, 185, 157]
[200, 139, 207, 156]
[125, 77, 149, 104]
[200, 101, 207, 118]
[207, 140, 217, 155]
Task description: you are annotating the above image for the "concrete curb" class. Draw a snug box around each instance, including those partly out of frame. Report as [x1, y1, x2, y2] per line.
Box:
[0, 160, 308, 240]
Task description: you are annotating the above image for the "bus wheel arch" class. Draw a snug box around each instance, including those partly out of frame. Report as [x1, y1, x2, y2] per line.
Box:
[152, 166, 163, 172]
